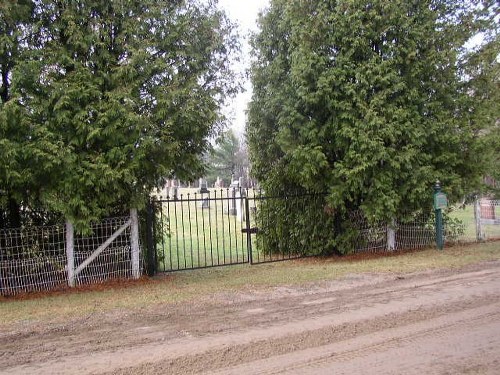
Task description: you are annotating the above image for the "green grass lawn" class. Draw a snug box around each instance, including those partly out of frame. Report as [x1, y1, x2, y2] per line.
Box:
[1, 241, 499, 326]
[152, 188, 301, 271]
[154, 188, 253, 271]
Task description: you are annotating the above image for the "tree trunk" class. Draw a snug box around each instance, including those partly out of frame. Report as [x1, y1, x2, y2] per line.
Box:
[8, 197, 21, 228]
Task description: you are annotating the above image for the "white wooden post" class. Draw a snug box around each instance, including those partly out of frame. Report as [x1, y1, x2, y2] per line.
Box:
[387, 220, 396, 251]
[474, 198, 484, 241]
[66, 221, 75, 287]
[130, 208, 140, 279]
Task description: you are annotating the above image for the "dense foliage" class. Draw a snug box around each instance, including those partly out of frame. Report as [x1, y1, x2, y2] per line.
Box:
[0, 0, 239, 229]
[464, 33, 500, 197]
[248, 0, 499, 253]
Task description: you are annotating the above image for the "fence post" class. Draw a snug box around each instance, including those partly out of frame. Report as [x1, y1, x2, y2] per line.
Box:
[146, 199, 156, 276]
[245, 196, 253, 264]
[386, 219, 396, 251]
[474, 197, 484, 241]
[130, 208, 140, 279]
[65, 220, 75, 287]
[433, 181, 446, 250]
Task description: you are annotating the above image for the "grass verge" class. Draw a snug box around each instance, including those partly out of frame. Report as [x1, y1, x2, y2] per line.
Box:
[1, 241, 499, 326]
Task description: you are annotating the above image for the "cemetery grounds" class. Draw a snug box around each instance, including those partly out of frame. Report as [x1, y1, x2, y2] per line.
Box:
[1, 241, 500, 374]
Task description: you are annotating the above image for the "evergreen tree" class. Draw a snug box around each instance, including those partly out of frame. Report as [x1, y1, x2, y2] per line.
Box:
[248, 0, 498, 253]
[1, 0, 239, 229]
[205, 129, 248, 186]
[0, 0, 56, 227]
[462, 33, 500, 197]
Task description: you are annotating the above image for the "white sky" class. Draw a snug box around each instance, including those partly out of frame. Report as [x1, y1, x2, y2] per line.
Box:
[218, 0, 270, 136]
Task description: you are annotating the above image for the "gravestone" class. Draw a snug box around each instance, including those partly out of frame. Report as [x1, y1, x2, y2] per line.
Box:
[199, 178, 209, 193]
[480, 199, 496, 220]
[199, 178, 210, 208]
[236, 189, 246, 222]
[228, 179, 239, 216]
[169, 179, 179, 201]
[214, 176, 224, 188]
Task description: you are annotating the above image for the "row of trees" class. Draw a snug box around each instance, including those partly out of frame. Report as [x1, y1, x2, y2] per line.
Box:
[0, 0, 239, 230]
[248, 0, 499, 253]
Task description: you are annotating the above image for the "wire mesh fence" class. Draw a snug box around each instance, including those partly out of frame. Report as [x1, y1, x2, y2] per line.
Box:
[73, 217, 140, 285]
[349, 210, 470, 254]
[1, 193, 498, 294]
[0, 215, 141, 296]
[0, 224, 66, 295]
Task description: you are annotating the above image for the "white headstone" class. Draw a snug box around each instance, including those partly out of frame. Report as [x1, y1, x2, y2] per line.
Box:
[170, 186, 178, 200]
[236, 190, 246, 222]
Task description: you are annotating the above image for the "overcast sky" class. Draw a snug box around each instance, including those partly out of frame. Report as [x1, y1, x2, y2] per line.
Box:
[218, 0, 270, 136]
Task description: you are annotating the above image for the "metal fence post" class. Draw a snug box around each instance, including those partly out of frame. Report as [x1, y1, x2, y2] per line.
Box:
[245, 196, 253, 265]
[65, 220, 75, 287]
[433, 181, 446, 250]
[146, 199, 157, 276]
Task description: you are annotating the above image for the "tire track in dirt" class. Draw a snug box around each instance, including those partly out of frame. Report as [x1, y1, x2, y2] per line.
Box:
[2, 265, 500, 374]
[208, 304, 500, 375]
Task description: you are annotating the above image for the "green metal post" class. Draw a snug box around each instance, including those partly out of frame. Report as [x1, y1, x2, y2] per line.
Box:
[244, 195, 253, 265]
[434, 181, 444, 250]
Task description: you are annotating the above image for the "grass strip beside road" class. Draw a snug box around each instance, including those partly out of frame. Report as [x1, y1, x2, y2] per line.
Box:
[1, 241, 499, 327]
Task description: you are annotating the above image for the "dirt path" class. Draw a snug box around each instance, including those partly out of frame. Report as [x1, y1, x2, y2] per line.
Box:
[2, 261, 500, 374]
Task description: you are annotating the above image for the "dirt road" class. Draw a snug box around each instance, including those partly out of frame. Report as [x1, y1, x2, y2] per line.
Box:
[2, 261, 500, 374]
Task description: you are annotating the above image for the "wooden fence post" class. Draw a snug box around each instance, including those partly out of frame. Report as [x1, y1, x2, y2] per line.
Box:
[387, 220, 396, 251]
[474, 198, 484, 241]
[66, 221, 75, 287]
[130, 208, 140, 279]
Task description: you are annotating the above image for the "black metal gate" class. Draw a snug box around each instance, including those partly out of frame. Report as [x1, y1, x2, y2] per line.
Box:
[145, 189, 312, 274]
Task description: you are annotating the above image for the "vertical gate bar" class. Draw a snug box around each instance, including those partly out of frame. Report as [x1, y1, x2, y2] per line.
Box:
[180, 194, 187, 269]
[220, 189, 227, 264]
[173, 195, 180, 270]
[194, 192, 201, 267]
[159, 200, 166, 271]
[208, 191, 214, 266]
[245, 195, 253, 264]
[187, 193, 194, 268]
[200, 192, 208, 267]
[233, 192, 239, 262]
[214, 190, 220, 265]
[166, 199, 172, 271]
[226, 189, 233, 262]
[240, 188, 244, 262]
